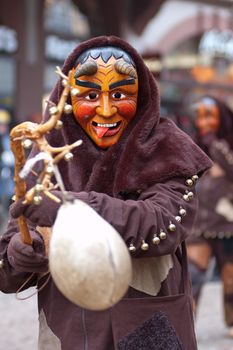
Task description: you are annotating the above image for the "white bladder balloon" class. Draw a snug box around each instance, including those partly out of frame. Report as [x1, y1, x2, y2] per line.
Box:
[49, 199, 132, 310]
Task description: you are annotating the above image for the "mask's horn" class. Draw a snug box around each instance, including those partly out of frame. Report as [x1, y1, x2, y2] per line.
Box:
[74, 60, 98, 79]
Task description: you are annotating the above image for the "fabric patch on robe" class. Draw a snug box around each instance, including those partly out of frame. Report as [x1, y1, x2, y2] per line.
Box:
[117, 310, 184, 350]
[130, 255, 173, 295]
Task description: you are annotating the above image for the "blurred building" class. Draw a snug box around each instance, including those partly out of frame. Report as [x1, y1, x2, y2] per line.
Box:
[0, 0, 90, 123]
[0, 0, 232, 124]
[133, 1, 233, 118]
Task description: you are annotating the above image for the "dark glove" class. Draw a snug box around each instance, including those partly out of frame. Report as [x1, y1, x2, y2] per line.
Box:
[7, 231, 48, 273]
[10, 190, 63, 227]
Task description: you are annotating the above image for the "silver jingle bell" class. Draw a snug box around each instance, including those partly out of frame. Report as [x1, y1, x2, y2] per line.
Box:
[179, 207, 186, 216]
[33, 195, 43, 205]
[0, 259, 4, 268]
[191, 175, 199, 182]
[71, 88, 80, 97]
[159, 230, 166, 240]
[46, 165, 54, 175]
[55, 120, 63, 130]
[64, 152, 74, 162]
[168, 222, 176, 232]
[129, 243, 136, 253]
[183, 194, 189, 201]
[175, 216, 182, 223]
[141, 240, 149, 251]
[152, 235, 160, 245]
[64, 104, 73, 114]
[187, 191, 194, 199]
[21, 138, 33, 149]
[35, 183, 44, 192]
[49, 106, 59, 115]
[185, 179, 193, 187]
[62, 79, 68, 87]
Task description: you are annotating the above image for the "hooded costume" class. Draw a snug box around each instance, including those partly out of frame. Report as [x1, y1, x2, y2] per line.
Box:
[0, 36, 212, 350]
[187, 96, 233, 329]
[188, 95, 233, 239]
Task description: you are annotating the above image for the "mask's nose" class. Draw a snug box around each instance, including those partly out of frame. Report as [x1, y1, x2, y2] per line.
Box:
[96, 93, 117, 117]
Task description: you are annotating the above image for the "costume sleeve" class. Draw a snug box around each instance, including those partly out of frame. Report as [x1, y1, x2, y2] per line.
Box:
[78, 176, 198, 258]
[0, 218, 42, 293]
[210, 139, 233, 181]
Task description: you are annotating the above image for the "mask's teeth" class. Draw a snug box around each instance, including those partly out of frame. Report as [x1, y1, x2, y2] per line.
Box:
[97, 123, 117, 128]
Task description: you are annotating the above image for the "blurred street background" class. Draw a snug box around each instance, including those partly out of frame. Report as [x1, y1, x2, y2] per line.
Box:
[1, 1, 233, 349]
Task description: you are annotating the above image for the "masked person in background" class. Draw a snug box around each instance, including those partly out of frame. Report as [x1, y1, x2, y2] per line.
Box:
[0, 36, 211, 350]
[187, 96, 233, 337]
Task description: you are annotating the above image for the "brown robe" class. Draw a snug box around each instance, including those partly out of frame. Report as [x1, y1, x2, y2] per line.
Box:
[0, 36, 212, 349]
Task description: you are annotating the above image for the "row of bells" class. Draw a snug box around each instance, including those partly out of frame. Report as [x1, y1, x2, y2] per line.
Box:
[128, 175, 198, 252]
[128, 208, 186, 252]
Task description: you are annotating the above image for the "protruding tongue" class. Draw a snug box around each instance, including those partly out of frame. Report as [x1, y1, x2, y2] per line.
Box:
[95, 126, 109, 138]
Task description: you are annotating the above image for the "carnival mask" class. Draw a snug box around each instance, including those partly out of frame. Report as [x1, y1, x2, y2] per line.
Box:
[70, 47, 138, 148]
[194, 97, 220, 136]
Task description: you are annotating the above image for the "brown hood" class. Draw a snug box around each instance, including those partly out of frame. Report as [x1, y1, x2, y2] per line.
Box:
[38, 36, 212, 196]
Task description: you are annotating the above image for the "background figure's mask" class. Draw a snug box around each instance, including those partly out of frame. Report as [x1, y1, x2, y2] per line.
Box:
[192, 97, 220, 136]
[70, 46, 138, 149]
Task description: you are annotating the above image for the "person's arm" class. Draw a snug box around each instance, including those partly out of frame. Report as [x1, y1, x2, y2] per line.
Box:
[81, 177, 197, 258]
[8, 176, 197, 260]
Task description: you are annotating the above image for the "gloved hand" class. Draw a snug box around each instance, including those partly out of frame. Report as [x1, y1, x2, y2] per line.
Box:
[7, 231, 48, 273]
[10, 190, 63, 227]
[10, 190, 90, 227]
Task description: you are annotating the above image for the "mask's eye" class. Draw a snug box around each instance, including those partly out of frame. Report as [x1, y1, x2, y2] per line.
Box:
[85, 92, 99, 100]
[112, 92, 126, 99]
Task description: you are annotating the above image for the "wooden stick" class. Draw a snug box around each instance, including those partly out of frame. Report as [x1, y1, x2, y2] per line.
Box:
[10, 135, 32, 245]
[9, 69, 73, 245]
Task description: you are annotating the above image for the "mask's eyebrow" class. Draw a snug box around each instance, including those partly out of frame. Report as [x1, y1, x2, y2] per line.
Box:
[75, 79, 101, 90]
[109, 78, 135, 90]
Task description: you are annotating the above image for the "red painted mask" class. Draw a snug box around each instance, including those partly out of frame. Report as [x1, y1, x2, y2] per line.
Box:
[70, 54, 138, 149]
